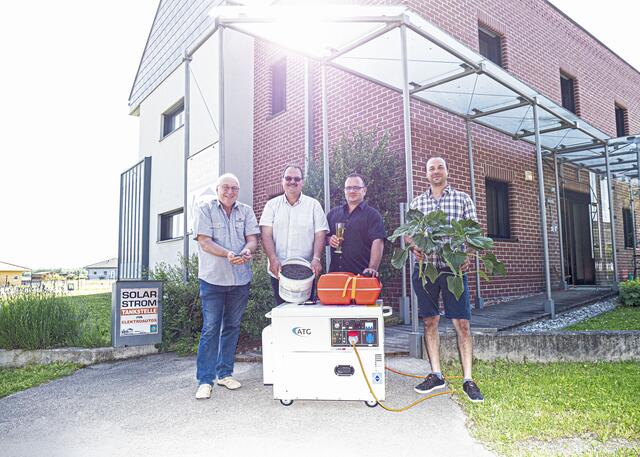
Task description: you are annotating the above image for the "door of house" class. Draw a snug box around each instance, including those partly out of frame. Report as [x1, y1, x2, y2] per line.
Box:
[561, 189, 596, 285]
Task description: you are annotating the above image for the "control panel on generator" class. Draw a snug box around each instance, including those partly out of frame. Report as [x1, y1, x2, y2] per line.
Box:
[330, 318, 378, 347]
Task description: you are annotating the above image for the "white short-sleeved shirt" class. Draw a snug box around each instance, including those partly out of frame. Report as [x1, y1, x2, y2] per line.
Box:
[259, 194, 329, 276]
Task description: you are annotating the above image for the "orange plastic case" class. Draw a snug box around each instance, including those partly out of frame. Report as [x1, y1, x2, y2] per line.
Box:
[317, 272, 382, 305]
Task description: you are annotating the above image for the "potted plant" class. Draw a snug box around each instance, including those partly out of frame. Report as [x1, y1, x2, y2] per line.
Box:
[389, 209, 506, 299]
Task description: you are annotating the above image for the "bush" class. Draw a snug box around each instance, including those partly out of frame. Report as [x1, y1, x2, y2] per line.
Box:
[151, 254, 276, 354]
[151, 255, 201, 354]
[241, 255, 275, 338]
[0, 291, 81, 350]
[619, 279, 640, 307]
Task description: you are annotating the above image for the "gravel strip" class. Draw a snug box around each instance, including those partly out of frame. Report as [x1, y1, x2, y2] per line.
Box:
[514, 298, 618, 332]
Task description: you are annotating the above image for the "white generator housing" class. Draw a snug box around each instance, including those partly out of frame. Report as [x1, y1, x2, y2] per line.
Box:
[262, 303, 391, 406]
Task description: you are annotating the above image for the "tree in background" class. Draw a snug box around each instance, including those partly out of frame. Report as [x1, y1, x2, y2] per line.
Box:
[304, 129, 404, 287]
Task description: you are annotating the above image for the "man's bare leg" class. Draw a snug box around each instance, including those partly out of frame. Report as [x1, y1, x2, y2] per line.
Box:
[423, 315, 441, 373]
[452, 318, 472, 380]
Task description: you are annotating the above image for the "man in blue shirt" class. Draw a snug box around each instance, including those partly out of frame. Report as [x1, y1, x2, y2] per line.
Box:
[192, 173, 260, 400]
[327, 173, 385, 276]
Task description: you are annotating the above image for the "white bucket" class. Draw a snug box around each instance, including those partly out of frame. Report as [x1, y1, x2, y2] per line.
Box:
[279, 257, 314, 304]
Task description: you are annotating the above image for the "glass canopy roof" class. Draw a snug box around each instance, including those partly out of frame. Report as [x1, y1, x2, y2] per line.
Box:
[211, 5, 637, 177]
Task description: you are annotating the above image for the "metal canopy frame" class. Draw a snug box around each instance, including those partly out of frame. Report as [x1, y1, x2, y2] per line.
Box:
[181, 4, 634, 354]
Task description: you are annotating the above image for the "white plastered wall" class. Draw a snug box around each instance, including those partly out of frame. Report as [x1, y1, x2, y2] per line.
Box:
[136, 28, 254, 270]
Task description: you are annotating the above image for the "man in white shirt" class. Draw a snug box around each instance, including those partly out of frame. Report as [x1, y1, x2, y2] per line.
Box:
[259, 165, 329, 304]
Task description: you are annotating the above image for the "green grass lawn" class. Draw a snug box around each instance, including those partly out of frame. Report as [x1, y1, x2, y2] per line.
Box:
[565, 306, 640, 331]
[67, 293, 111, 347]
[0, 362, 81, 398]
[445, 360, 640, 457]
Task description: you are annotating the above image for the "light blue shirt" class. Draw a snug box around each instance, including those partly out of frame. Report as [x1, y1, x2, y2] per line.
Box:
[193, 198, 260, 286]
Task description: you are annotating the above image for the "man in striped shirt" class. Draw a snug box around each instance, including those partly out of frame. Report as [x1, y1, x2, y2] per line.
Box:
[407, 157, 484, 403]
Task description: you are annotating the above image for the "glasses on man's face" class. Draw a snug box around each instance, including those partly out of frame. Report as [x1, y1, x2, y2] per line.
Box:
[344, 186, 364, 192]
[219, 185, 240, 193]
[284, 176, 303, 183]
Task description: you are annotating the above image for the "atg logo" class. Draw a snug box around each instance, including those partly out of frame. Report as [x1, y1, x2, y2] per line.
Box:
[292, 327, 311, 337]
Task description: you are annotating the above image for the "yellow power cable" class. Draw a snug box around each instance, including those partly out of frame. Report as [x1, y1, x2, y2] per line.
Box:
[351, 342, 456, 413]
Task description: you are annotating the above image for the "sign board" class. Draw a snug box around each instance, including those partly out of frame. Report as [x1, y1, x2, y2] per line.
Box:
[112, 280, 163, 347]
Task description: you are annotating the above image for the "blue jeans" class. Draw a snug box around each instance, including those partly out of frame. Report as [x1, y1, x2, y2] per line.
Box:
[196, 280, 250, 385]
[412, 267, 471, 320]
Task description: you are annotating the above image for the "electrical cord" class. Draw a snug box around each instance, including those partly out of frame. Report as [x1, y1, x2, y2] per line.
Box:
[351, 342, 457, 413]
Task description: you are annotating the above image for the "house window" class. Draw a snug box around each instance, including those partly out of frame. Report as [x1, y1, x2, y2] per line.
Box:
[615, 105, 628, 137]
[162, 100, 184, 138]
[623, 207, 634, 248]
[560, 73, 576, 114]
[478, 27, 502, 67]
[271, 59, 286, 115]
[159, 209, 184, 241]
[486, 179, 511, 239]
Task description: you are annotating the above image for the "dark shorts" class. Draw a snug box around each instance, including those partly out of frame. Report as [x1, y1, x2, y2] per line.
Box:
[412, 267, 471, 320]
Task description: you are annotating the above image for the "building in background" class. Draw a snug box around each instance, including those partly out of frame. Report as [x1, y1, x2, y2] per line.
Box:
[85, 258, 118, 280]
[119, 0, 640, 309]
[0, 261, 31, 286]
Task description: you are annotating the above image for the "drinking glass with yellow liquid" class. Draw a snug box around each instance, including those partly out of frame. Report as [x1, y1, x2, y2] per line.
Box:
[335, 222, 345, 254]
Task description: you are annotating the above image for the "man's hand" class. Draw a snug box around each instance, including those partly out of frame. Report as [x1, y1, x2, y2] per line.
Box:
[328, 235, 340, 249]
[269, 257, 281, 279]
[411, 246, 425, 262]
[310, 258, 323, 277]
[240, 248, 253, 262]
[362, 268, 379, 278]
[227, 251, 244, 265]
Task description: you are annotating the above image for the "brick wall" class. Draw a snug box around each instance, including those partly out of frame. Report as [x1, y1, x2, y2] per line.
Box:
[251, 0, 640, 307]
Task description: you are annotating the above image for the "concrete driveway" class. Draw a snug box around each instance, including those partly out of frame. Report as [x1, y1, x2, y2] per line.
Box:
[0, 354, 494, 457]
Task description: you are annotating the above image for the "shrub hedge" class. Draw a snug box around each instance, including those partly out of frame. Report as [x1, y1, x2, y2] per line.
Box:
[618, 279, 640, 307]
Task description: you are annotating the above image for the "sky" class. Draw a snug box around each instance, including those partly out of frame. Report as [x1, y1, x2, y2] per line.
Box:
[0, 0, 638, 270]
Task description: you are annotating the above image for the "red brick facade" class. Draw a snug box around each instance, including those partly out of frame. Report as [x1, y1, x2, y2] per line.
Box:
[251, 0, 640, 307]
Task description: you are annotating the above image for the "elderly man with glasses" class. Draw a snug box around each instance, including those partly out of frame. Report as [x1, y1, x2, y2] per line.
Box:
[260, 165, 329, 304]
[192, 173, 260, 400]
[327, 173, 385, 277]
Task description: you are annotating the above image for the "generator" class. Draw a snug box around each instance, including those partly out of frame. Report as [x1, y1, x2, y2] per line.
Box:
[262, 302, 392, 406]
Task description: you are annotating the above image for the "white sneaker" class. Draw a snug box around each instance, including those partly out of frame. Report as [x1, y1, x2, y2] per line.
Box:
[217, 376, 241, 390]
[195, 383, 212, 399]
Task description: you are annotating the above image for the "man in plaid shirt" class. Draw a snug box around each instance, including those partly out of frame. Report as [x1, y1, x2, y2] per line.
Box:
[407, 157, 484, 403]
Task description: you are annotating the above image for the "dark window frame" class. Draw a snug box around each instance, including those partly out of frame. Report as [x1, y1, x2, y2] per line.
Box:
[560, 73, 577, 114]
[270, 58, 287, 116]
[622, 207, 634, 248]
[615, 104, 628, 137]
[486, 179, 511, 239]
[161, 100, 184, 139]
[159, 208, 184, 241]
[478, 26, 503, 68]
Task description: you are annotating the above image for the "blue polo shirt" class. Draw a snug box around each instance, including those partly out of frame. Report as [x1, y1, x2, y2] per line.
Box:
[327, 201, 386, 274]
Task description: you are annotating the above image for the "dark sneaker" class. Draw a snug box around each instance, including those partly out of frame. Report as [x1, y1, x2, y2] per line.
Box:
[462, 380, 484, 403]
[414, 373, 446, 394]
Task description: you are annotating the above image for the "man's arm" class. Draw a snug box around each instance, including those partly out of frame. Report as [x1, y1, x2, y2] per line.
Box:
[311, 231, 326, 277]
[363, 239, 384, 277]
[260, 225, 280, 278]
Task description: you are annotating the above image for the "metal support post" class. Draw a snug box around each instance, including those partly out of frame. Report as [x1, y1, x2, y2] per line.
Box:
[604, 143, 619, 290]
[218, 27, 226, 175]
[321, 64, 331, 272]
[465, 120, 484, 308]
[553, 153, 567, 289]
[400, 24, 421, 357]
[629, 179, 637, 279]
[532, 100, 555, 317]
[183, 51, 192, 282]
[399, 203, 410, 324]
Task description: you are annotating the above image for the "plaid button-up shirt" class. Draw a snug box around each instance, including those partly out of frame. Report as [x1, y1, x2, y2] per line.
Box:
[409, 185, 477, 270]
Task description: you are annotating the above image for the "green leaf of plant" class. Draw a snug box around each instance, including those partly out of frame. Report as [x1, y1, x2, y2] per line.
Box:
[391, 247, 410, 269]
[442, 243, 467, 275]
[447, 275, 465, 300]
[425, 262, 439, 284]
[477, 270, 490, 281]
[466, 235, 494, 250]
